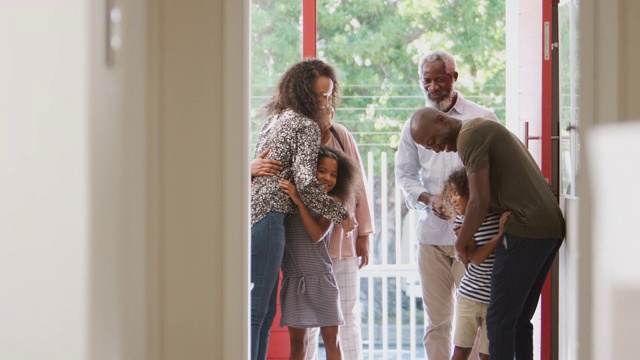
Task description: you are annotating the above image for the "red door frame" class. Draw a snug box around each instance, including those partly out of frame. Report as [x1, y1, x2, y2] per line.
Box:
[303, 0, 317, 58]
[540, 1, 558, 359]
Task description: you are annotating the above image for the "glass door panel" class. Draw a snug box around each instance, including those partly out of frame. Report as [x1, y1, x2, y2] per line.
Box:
[559, 0, 580, 197]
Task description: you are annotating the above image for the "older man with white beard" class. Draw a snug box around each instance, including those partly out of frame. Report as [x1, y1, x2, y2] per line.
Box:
[395, 50, 498, 360]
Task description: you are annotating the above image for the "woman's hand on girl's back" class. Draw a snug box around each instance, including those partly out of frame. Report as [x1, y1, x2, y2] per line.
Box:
[251, 148, 282, 178]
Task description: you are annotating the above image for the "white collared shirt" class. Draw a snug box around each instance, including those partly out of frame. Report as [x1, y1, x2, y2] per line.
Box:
[395, 94, 498, 245]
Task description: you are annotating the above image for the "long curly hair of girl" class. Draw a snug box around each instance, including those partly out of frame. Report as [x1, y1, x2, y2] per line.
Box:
[317, 145, 360, 205]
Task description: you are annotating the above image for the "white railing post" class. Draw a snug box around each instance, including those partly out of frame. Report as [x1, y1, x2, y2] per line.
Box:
[364, 151, 374, 358]
[410, 210, 419, 359]
[395, 165, 403, 358]
[380, 152, 389, 356]
[367, 276, 374, 359]
[366, 150, 374, 241]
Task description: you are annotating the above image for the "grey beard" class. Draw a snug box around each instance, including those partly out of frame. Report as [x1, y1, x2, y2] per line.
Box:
[426, 96, 453, 112]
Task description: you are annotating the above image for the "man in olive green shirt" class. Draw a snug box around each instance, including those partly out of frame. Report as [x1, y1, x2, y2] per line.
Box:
[409, 107, 564, 360]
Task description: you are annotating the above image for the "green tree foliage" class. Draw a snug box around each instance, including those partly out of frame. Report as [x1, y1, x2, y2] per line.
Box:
[250, 0, 506, 154]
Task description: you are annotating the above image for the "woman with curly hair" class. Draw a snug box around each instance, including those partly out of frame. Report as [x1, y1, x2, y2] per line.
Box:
[278, 146, 360, 360]
[250, 59, 356, 360]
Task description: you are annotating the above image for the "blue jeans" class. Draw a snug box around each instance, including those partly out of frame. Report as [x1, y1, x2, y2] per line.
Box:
[250, 212, 288, 360]
[486, 234, 563, 360]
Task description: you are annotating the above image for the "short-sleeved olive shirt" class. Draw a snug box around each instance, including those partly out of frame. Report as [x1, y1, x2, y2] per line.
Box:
[457, 118, 565, 239]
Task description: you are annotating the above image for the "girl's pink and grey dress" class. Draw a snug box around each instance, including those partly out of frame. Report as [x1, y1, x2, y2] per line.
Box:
[279, 211, 344, 328]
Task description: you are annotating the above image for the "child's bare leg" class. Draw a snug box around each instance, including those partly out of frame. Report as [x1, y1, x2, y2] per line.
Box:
[287, 326, 308, 360]
[478, 352, 490, 360]
[451, 346, 472, 360]
[320, 326, 342, 360]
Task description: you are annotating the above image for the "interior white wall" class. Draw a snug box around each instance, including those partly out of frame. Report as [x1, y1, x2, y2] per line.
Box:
[578, 1, 640, 359]
[0, 2, 89, 358]
[587, 122, 640, 360]
[149, 0, 223, 357]
[1, 0, 148, 359]
[1, 0, 249, 358]
[221, 2, 252, 359]
[87, 0, 148, 359]
[619, 1, 640, 121]
[146, 0, 249, 359]
[0, 0, 148, 358]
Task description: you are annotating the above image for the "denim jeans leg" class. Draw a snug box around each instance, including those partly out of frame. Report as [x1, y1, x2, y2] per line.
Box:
[250, 212, 287, 360]
[514, 238, 563, 359]
[486, 234, 562, 360]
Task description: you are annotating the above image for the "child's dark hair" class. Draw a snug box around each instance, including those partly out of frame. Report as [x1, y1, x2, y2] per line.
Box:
[446, 167, 469, 199]
[317, 145, 360, 205]
[438, 167, 469, 220]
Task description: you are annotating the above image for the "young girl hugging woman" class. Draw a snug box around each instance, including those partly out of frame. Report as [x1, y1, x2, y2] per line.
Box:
[278, 146, 360, 360]
[250, 59, 356, 360]
[441, 167, 510, 360]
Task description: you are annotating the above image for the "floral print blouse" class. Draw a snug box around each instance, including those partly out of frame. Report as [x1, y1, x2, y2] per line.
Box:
[251, 109, 349, 226]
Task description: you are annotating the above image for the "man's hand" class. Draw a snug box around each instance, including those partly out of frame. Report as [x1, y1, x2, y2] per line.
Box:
[356, 235, 370, 269]
[251, 148, 283, 178]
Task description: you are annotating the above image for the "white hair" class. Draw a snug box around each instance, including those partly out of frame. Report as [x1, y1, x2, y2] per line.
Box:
[418, 50, 457, 75]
